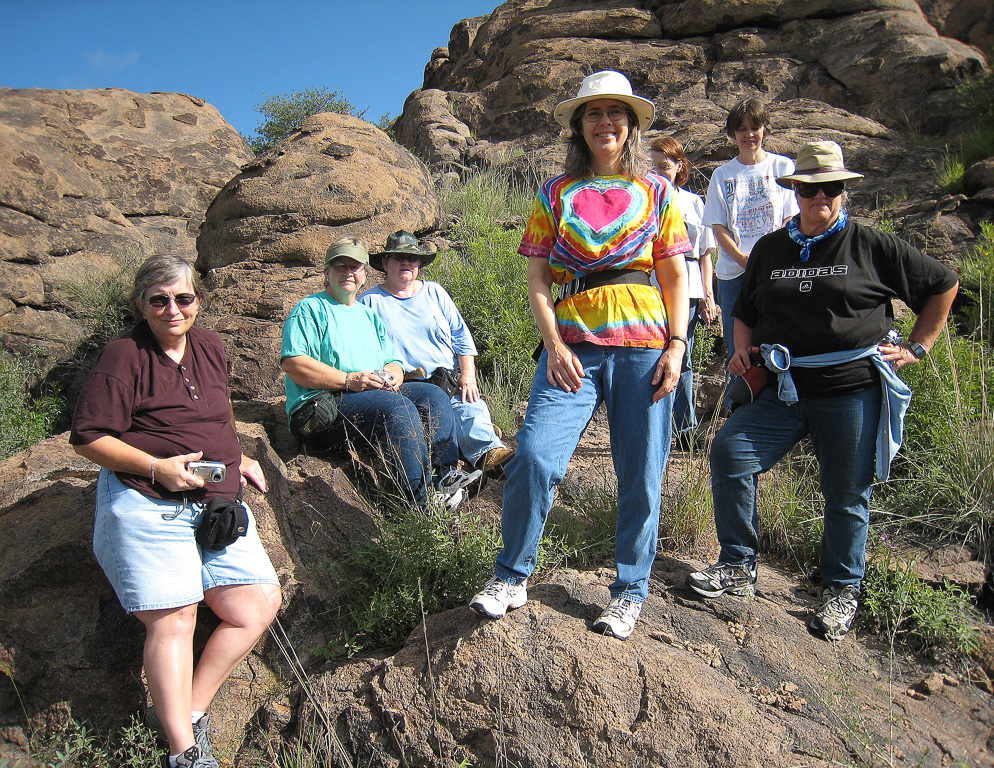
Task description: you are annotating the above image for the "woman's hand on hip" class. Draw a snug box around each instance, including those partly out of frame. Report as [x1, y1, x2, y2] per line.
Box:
[547, 340, 585, 392]
[878, 341, 920, 370]
[651, 346, 682, 402]
[156, 451, 207, 493]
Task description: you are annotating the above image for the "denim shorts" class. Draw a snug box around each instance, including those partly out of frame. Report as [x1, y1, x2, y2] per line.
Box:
[93, 468, 279, 613]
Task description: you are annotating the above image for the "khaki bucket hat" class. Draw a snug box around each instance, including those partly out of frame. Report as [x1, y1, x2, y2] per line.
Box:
[776, 141, 864, 188]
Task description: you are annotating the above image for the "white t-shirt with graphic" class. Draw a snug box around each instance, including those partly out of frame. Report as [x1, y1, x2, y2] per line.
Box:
[703, 153, 799, 280]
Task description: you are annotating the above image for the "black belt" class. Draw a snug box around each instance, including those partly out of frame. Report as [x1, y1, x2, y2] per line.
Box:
[533, 269, 653, 360]
[557, 269, 651, 304]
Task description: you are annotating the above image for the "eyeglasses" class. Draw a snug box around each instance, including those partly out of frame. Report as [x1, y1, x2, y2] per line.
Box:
[330, 261, 366, 274]
[145, 293, 197, 308]
[583, 107, 628, 123]
[794, 181, 845, 198]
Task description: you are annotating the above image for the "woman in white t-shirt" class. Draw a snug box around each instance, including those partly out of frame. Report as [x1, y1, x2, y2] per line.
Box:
[650, 136, 717, 449]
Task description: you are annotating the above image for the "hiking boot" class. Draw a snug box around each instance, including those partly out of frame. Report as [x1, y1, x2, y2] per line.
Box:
[469, 577, 527, 618]
[164, 745, 217, 768]
[482, 446, 516, 478]
[591, 597, 642, 640]
[687, 561, 757, 598]
[810, 584, 859, 641]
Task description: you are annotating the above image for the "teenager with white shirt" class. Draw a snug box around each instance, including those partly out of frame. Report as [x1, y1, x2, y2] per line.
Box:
[702, 99, 799, 408]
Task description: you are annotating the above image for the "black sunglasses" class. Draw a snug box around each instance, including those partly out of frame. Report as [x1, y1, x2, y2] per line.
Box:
[145, 293, 197, 308]
[794, 180, 845, 198]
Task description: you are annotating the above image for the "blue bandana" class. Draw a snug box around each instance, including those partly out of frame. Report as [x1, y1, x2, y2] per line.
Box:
[786, 210, 848, 262]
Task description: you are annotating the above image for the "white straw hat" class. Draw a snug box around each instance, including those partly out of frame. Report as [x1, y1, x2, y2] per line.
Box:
[553, 70, 655, 131]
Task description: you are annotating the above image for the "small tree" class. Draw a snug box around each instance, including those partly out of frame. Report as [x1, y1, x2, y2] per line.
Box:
[247, 86, 368, 153]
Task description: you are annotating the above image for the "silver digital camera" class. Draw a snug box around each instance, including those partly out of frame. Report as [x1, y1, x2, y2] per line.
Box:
[186, 461, 226, 483]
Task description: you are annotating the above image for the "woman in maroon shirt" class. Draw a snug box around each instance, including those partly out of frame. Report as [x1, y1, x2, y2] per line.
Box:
[71, 254, 281, 768]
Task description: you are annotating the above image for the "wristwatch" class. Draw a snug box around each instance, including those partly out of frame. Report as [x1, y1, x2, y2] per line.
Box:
[909, 341, 928, 359]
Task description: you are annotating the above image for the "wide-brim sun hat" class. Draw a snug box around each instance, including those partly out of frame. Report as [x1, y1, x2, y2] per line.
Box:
[325, 242, 370, 267]
[370, 229, 436, 272]
[776, 140, 864, 189]
[553, 70, 655, 131]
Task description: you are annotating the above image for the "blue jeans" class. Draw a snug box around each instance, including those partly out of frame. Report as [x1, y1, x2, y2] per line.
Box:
[673, 302, 700, 434]
[709, 385, 880, 589]
[450, 395, 503, 465]
[717, 275, 745, 412]
[303, 382, 459, 504]
[495, 343, 672, 602]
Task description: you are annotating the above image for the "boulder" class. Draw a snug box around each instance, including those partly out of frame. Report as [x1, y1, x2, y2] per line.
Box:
[0, 87, 252, 376]
[195, 112, 441, 272]
[288, 565, 992, 767]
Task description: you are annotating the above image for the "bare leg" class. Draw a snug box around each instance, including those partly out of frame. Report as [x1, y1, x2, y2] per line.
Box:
[135, 605, 199, 756]
[191, 583, 281, 711]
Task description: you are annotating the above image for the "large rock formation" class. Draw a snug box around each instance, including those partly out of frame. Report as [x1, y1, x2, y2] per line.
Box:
[196, 112, 441, 272]
[0, 87, 252, 375]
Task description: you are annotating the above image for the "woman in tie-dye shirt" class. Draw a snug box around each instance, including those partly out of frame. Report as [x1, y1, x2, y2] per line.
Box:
[469, 71, 690, 641]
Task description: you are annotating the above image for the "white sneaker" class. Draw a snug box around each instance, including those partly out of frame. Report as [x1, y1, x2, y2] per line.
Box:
[469, 577, 528, 618]
[591, 597, 642, 640]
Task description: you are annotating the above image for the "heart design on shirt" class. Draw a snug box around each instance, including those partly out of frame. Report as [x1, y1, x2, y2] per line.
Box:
[572, 187, 633, 234]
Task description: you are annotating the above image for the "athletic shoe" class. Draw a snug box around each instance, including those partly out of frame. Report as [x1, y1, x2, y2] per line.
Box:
[469, 577, 527, 618]
[482, 446, 516, 478]
[164, 744, 217, 768]
[810, 584, 859, 641]
[192, 714, 214, 763]
[686, 561, 757, 598]
[434, 469, 483, 511]
[591, 597, 642, 640]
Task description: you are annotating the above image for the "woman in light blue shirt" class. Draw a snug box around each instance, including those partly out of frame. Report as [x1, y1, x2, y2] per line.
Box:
[360, 231, 515, 478]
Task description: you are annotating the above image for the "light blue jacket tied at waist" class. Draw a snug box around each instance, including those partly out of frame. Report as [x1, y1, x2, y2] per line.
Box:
[758, 331, 911, 480]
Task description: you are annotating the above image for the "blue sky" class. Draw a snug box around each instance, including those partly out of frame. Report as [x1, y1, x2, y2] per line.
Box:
[1, 0, 500, 138]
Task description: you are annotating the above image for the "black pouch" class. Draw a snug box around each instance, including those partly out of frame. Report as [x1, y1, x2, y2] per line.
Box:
[428, 367, 459, 397]
[196, 495, 249, 551]
[289, 390, 342, 439]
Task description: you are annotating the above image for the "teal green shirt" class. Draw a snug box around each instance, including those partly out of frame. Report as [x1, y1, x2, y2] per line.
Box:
[281, 291, 402, 416]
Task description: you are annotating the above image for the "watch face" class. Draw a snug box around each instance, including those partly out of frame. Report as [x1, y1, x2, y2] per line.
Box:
[910, 342, 927, 358]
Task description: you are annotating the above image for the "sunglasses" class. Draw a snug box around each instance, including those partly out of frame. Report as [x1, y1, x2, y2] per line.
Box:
[145, 293, 197, 308]
[794, 180, 845, 198]
[583, 107, 628, 123]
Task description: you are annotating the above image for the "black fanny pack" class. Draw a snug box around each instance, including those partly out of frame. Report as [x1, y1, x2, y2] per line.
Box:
[196, 494, 249, 551]
[428, 367, 459, 397]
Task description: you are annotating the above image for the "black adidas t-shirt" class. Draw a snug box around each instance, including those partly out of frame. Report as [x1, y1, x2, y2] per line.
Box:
[733, 220, 958, 397]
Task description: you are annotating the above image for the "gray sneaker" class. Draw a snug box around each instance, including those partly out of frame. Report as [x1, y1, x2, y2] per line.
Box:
[164, 745, 217, 768]
[192, 714, 215, 764]
[810, 584, 859, 641]
[434, 469, 483, 511]
[687, 561, 757, 598]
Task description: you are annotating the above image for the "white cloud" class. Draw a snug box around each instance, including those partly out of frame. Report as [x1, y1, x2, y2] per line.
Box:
[86, 50, 140, 73]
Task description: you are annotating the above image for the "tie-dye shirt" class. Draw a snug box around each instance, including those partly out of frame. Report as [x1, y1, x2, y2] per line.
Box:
[518, 174, 691, 348]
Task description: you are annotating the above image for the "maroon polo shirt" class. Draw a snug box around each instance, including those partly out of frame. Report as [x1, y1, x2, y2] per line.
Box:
[70, 322, 242, 502]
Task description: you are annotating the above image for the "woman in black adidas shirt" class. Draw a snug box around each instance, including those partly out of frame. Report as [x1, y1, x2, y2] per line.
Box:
[687, 141, 958, 641]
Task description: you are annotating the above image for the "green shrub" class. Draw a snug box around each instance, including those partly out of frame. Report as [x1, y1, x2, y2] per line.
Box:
[27, 715, 160, 768]
[958, 220, 994, 346]
[861, 535, 980, 655]
[884, 325, 994, 552]
[337, 505, 502, 653]
[433, 166, 539, 390]
[0, 355, 63, 460]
